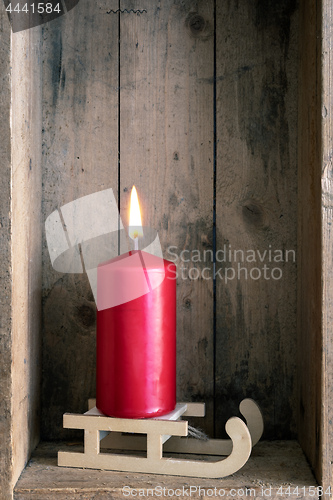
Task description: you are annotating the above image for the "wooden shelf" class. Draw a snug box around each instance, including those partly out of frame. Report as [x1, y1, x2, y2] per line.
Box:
[14, 441, 317, 499]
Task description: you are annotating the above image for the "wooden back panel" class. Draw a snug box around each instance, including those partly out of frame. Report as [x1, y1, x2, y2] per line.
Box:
[41, 0, 298, 444]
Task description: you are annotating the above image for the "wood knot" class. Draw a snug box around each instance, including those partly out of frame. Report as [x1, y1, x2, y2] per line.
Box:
[76, 304, 96, 327]
[201, 234, 212, 248]
[242, 200, 265, 228]
[185, 13, 206, 37]
[184, 298, 191, 309]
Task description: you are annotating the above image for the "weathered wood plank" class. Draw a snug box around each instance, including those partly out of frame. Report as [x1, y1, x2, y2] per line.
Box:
[14, 441, 317, 499]
[11, 25, 43, 487]
[215, 0, 298, 439]
[0, 4, 13, 498]
[321, 0, 333, 489]
[41, 0, 119, 440]
[118, 0, 214, 436]
[297, 0, 322, 483]
[0, 4, 43, 494]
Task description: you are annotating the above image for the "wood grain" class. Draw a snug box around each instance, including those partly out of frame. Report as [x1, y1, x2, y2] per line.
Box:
[320, 0, 333, 489]
[0, 4, 43, 495]
[2, 0, 332, 493]
[118, 0, 214, 435]
[0, 4, 13, 498]
[36, 0, 325, 480]
[41, 0, 119, 439]
[297, 0, 322, 484]
[11, 25, 43, 487]
[215, 0, 298, 439]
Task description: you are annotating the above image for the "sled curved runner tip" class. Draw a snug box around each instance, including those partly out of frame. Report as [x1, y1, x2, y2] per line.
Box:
[239, 398, 264, 446]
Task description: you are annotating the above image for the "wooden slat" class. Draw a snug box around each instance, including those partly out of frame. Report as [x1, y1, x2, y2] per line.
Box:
[41, 0, 119, 440]
[118, 0, 214, 435]
[321, 0, 333, 489]
[83, 429, 99, 456]
[0, 4, 13, 498]
[215, 0, 298, 439]
[297, 0, 322, 483]
[11, 24, 42, 487]
[63, 412, 187, 435]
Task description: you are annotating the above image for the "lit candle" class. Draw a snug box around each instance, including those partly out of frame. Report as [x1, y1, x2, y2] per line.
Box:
[129, 185, 143, 251]
[96, 187, 176, 418]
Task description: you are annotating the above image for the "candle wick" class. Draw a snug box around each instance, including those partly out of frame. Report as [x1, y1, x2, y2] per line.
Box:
[134, 238, 139, 251]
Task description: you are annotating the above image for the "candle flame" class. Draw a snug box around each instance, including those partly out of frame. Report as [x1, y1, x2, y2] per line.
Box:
[129, 185, 143, 240]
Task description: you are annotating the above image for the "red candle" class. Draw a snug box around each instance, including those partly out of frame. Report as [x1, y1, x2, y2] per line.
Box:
[96, 250, 176, 418]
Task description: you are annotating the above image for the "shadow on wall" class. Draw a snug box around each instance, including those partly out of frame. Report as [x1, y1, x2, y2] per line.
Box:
[3, 0, 80, 32]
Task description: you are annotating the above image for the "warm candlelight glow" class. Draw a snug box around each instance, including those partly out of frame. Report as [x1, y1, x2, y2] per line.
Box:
[129, 185, 143, 241]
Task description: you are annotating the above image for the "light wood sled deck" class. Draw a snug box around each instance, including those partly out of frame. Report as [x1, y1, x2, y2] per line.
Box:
[58, 399, 264, 478]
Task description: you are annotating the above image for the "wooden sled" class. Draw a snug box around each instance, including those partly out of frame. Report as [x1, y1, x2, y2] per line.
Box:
[58, 399, 264, 479]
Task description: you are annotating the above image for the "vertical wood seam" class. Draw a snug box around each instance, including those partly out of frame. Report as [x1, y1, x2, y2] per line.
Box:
[318, 0, 323, 484]
[213, 0, 217, 439]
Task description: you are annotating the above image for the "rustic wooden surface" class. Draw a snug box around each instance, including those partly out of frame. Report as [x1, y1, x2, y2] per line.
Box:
[297, 0, 322, 484]
[38, 0, 320, 458]
[0, 4, 43, 497]
[118, 0, 214, 435]
[321, 0, 333, 490]
[41, 0, 301, 443]
[2, 0, 331, 495]
[41, 0, 215, 438]
[215, 0, 298, 439]
[11, 24, 43, 489]
[0, 4, 13, 498]
[41, 0, 119, 440]
[14, 440, 317, 499]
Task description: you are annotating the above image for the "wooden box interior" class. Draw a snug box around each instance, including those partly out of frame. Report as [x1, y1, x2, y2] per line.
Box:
[1, 0, 329, 496]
